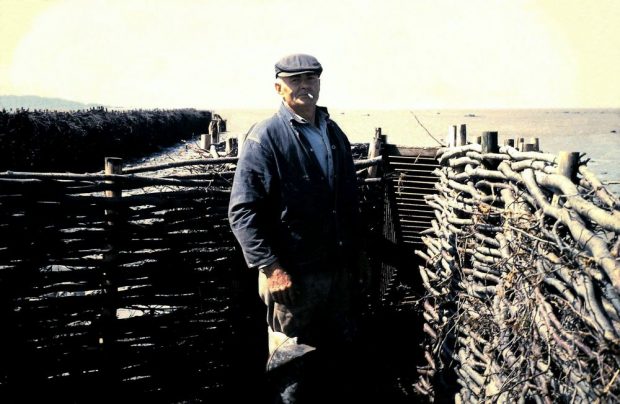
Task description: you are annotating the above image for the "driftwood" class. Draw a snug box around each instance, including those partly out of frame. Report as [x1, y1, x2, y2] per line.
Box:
[416, 139, 620, 402]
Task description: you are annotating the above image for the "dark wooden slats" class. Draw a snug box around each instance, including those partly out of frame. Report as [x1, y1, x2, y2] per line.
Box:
[386, 147, 439, 248]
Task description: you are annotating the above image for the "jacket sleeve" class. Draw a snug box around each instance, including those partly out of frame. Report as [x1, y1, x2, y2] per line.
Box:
[228, 135, 279, 269]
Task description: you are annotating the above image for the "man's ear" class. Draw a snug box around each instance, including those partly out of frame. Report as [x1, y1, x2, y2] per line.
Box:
[274, 81, 281, 95]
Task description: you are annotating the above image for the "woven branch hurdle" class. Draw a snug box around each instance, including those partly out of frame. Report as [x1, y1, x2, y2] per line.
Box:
[0, 149, 386, 402]
[414, 132, 620, 402]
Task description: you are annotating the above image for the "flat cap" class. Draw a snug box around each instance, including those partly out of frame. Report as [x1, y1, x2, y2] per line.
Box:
[275, 54, 323, 78]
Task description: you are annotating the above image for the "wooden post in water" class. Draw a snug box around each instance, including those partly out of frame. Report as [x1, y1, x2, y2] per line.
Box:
[368, 127, 382, 177]
[446, 125, 457, 147]
[558, 151, 580, 182]
[518, 137, 525, 151]
[458, 124, 467, 146]
[475, 136, 482, 145]
[529, 137, 540, 152]
[504, 138, 515, 147]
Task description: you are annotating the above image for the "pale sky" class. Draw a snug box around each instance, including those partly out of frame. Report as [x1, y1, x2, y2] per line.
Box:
[1, 0, 619, 109]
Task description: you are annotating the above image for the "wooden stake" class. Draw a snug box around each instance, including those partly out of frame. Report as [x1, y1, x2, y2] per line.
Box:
[368, 128, 382, 177]
[209, 120, 219, 144]
[200, 134, 210, 150]
[504, 139, 515, 147]
[104, 157, 123, 224]
[102, 157, 122, 390]
[225, 136, 237, 155]
[481, 131, 499, 154]
[458, 124, 467, 146]
[217, 118, 227, 133]
[446, 125, 457, 147]
[209, 145, 219, 159]
[557, 151, 580, 182]
[529, 137, 540, 152]
[104, 157, 123, 198]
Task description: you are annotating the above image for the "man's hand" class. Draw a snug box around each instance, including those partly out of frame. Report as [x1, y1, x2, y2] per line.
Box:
[263, 262, 295, 306]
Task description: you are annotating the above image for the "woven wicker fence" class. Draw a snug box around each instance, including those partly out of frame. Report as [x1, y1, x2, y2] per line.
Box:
[414, 133, 620, 403]
[0, 151, 386, 403]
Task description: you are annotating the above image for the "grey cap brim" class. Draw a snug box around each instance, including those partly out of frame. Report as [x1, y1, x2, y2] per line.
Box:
[276, 70, 318, 78]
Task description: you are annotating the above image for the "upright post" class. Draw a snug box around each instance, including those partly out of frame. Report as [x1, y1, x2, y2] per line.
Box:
[217, 118, 227, 133]
[458, 124, 467, 146]
[518, 137, 525, 151]
[475, 136, 482, 145]
[102, 157, 122, 398]
[105, 157, 123, 198]
[368, 127, 382, 177]
[446, 125, 457, 147]
[200, 134, 211, 150]
[481, 131, 499, 154]
[481, 132, 498, 169]
[209, 145, 219, 159]
[504, 139, 515, 147]
[557, 151, 580, 182]
[209, 120, 219, 145]
[225, 136, 238, 155]
[529, 137, 540, 152]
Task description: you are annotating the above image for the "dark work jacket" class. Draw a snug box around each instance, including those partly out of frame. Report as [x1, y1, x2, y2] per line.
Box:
[228, 103, 359, 272]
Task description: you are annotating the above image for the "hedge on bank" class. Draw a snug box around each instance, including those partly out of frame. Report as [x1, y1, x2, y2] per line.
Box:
[0, 108, 212, 172]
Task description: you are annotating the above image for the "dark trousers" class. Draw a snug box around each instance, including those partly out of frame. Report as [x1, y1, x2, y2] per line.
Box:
[265, 345, 363, 404]
[258, 265, 361, 403]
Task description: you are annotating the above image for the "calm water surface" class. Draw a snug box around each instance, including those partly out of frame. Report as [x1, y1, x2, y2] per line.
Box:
[215, 107, 620, 193]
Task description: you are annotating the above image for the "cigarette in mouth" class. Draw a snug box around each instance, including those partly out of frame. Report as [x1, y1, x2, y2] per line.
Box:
[307, 93, 314, 99]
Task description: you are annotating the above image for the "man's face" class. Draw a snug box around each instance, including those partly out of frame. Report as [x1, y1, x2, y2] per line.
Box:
[275, 73, 320, 111]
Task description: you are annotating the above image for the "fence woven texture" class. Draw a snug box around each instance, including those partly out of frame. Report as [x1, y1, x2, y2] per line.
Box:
[414, 141, 620, 402]
[0, 152, 388, 402]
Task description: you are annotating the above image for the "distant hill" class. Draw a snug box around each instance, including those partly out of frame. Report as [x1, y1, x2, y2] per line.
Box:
[0, 95, 104, 111]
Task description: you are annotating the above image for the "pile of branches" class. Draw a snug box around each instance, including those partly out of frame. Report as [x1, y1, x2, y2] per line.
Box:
[414, 143, 620, 402]
[0, 107, 212, 172]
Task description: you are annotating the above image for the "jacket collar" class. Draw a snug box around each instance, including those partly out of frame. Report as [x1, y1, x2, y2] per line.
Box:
[277, 102, 330, 126]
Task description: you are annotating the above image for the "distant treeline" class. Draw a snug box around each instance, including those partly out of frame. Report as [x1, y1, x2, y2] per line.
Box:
[0, 107, 212, 172]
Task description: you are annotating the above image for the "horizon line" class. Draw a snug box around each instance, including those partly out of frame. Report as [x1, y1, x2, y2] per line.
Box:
[2, 94, 619, 111]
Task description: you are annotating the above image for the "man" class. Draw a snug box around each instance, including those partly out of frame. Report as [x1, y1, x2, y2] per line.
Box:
[228, 54, 362, 402]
